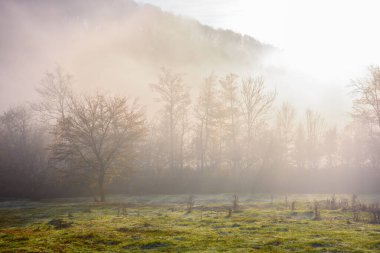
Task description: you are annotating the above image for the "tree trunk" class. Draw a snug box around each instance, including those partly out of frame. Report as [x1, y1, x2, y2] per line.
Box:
[170, 104, 174, 170]
[99, 185, 105, 202]
[200, 120, 204, 171]
[99, 172, 105, 202]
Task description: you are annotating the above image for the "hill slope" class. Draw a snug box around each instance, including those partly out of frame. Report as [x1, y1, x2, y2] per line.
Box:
[0, 0, 275, 109]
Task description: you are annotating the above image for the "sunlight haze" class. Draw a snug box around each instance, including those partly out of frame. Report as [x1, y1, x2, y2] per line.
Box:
[138, 0, 380, 126]
[138, 0, 380, 78]
[1, 1, 380, 251]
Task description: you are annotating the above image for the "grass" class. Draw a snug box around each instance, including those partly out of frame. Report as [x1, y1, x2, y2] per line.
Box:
[0, 194, 379, 252]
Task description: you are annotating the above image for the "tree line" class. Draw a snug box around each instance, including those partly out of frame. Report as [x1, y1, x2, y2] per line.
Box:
[1, 66, 380, 200]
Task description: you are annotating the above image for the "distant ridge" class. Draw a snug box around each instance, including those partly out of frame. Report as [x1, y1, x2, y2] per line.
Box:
[0, 0, 276, 110]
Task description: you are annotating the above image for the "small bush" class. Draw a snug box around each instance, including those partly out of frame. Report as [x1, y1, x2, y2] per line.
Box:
[291, 201, 296, 211]
[284, 195, 288, 208]
[351, 194, 358, 208]
[226, 208, 232, 218]
[186, 195, 195, 213]
[326, 194, 337, 209]
[232, 194, 239, 211]
[47, 218, 73, 229]
[369, 203, 380, 224]
[313, 202, 321, 220]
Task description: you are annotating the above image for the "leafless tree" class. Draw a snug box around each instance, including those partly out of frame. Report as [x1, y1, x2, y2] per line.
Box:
[50, 93, 146, 201]
[276, 103, 296, 167]
[351, 65, 380, 129]
[305, 109, 325, 169]
[323, 127, 339, 168]
[151, 68, 190, 170]
[219, 73, 240, 169]
[194, 73, 218, 170]
[240, 76, 276, 169]
[34, 67, 72, 122]
[276, 103, 296, 144]
[0, 106, 47, 198]
[294, 123, 306, 170]
[350, 65, 380, 172]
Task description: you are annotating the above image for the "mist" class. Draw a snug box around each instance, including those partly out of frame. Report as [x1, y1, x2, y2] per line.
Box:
[0, 0, 354, 126]
[0, 0, 379, 195]
[2, 1, 380, 251]
[0, 0, 271, 111]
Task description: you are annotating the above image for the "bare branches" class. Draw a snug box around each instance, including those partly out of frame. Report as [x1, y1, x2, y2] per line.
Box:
[240, 75, 276, 138]
[46, 90, 146, 201]
[350, 65, 380, 129]
[305, 109, 325, 146]
[240, 75, 276, 169]
[34, 67, 72, 122]
[150, 68, 190, 170]
[276, 103, 296, 143]
[195, 73, 218, 170]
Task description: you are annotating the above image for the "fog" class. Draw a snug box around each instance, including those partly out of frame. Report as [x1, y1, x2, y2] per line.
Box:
[0, 0, 357, 124]
[139, 0, 380, 124]
[1, 0, 380, 200]
[0, 0, 272, 112]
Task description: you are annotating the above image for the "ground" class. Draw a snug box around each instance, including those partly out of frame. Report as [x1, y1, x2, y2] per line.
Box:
[0, 194, 379, 252]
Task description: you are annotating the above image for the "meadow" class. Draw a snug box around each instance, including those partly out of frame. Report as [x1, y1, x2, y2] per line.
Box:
[0, 194, 380, 252]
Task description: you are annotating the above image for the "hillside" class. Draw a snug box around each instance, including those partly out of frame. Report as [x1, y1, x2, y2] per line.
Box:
[0, 0, 275, 110]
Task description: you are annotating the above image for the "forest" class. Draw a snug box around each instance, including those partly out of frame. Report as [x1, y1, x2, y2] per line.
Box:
[1, 66, 380, 201]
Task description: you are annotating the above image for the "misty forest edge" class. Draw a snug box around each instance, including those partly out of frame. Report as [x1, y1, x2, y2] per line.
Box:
[1, 66, 380, 201]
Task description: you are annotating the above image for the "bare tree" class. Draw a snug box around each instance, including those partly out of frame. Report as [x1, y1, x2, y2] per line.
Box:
[351, 65, 380, 129]
[323, 127, 339, 168]
[240, 76, 276, 169]
[34, 67, 72, 122]
[276, 103, 296, 166]
[350, 65, 380, 172]
[178, 98, 191, 170]
[50, 93, 146, 201]
[0, 106, 47, 199]
[150, 68, 190, 170]
[219, 73, 240, 169]
[194, 73, 218, 170]
[276, 103, 296, 143]
[305, 109, 325, 169]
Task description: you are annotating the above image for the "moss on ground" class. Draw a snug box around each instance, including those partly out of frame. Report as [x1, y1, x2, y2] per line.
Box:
[0, 194, 379, 252]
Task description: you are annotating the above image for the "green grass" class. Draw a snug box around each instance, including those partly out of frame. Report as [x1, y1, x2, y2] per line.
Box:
[0, 194, 379, 252]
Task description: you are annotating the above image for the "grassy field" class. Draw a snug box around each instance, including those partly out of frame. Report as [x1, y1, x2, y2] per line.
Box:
[0, 194, 380, 252]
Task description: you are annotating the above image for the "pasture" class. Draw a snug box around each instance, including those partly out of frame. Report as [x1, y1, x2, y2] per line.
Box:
[0, 194, 379, 252]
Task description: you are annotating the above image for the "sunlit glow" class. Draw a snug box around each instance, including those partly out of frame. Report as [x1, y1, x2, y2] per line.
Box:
[138, 0, 380, 79]
[135, 0, 380, 125]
